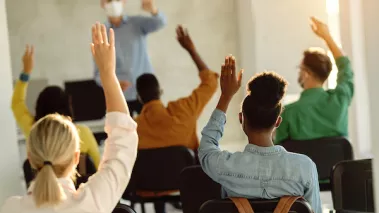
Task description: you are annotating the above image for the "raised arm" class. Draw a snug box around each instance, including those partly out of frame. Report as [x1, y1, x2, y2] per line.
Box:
[11, 45, 35, 137]
[199, 55, 243, 181]
[136, 0, 166, 35]
[170, 25, 218, 117]
[177, 25, 209, 72]
[310, 17, 354, 103]
[80, 23, 138, 213]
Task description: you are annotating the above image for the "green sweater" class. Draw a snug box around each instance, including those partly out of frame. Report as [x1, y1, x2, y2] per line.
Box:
[275, 56, 354, 144]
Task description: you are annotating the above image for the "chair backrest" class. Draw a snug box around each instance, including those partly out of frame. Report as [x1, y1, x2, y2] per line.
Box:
[331, 159, 374, 212]
[281, 137, 353, 180]
[200, 198, 313, 213]
[127, 146, 196, 192]
[23, 154, 97, 189]
[180, 165, 222, 213]
[113, 203, 137, 213]
[64, 79, 105, 121]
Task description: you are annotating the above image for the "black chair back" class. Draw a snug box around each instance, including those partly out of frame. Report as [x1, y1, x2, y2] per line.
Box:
[331, 159, 374, 212]
[113, 203, 137, 213]
[23, 154, 97, 189]
[64, 80, 105, 121]
[180, 165, 222, 213]
[125, 146, 196, 194]
[282, 137, 353, 180]
[200, 199, 313, 213]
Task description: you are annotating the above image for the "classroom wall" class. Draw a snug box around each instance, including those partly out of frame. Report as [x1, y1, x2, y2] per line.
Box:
[5, 0, 243, 142]
[0, 0, 23, 204]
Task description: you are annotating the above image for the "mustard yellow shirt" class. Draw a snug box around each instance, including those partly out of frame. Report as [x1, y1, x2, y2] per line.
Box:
[136, 70, 219, 151]
[11, 80, 101, 168]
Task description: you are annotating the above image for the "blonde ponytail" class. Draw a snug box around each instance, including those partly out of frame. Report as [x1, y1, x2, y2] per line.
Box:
[27, 114, 80, 207]
[32, 163, 65, 207]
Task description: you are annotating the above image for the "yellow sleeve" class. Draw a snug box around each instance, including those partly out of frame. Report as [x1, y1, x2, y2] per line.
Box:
[11, 80, 34, 138]
[77, 125, 100, 169]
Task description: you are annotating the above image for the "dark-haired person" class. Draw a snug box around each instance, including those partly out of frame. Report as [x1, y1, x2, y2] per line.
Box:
[136, 25, 218, 151]
[135, 26, 218, 213]
[12, 45, 100, 168]
[94, 0, 166, 115]
[274, 17, 354, 144]
[199, 56, 322, 213]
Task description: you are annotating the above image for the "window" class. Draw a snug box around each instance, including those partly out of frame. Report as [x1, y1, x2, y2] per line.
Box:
[326, 0, 341, 89]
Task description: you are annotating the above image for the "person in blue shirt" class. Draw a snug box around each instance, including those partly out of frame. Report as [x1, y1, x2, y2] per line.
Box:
[198, 56, 322, 213]
[95, 0, 166, 115]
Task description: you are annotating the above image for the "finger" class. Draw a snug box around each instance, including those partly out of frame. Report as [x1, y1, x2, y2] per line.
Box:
[231, 56, 236, 77]
[101, 24, 108, 45]
[237, 69, 244, 86]
[90, 43, 95, 56]
[224, 56, 229, 76]
[109, 28, 115, 47]
[227, 55, 233, 75]
[178, 25, 185, 37]
[24, 45, 29, 56]
[184, 28, 189, 37]
[176, 26, 181, 38]
[92, 24, 100, 44]
[311, 16, 321, 24]
[221, 64, 226, 78]
[30, 45, 35, 56]
[96, 22, 103, 44]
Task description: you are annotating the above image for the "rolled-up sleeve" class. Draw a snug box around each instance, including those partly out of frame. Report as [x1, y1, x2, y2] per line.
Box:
[77, 112, 138, 213]
[198, 109, 231, 182]
[136, 12, 167, 35]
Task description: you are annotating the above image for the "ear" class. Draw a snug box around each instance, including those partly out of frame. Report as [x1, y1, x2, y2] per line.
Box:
[74, 151, 80, 166]
[275, 116, 282, 128]
[239, 112, 243, 124]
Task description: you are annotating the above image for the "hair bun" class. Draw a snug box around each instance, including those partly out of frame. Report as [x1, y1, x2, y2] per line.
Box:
[247, 71, 287, 108]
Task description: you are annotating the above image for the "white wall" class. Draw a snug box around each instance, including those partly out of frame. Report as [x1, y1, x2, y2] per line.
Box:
[5, 0, 243, 142]
[0, 0, 23, 204]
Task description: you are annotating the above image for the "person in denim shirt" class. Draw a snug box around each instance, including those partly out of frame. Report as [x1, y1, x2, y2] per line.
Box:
[198, 56, 322, 213]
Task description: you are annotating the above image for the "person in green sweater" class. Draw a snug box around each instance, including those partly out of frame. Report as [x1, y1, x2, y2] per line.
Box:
[275, 17, 354, 144]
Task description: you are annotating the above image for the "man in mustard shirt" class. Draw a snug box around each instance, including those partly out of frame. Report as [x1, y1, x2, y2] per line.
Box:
[275, 17, 354, 144]
[136, 25, 218, 151]
[135, 25, 218, 213]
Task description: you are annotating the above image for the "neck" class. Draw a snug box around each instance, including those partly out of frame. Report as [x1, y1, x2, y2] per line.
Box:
[108, 16, 123, 27]
[303, 81, 323, 90]
[246, 130, 274, 147]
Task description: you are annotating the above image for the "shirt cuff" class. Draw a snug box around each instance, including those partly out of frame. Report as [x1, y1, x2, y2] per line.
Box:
[335, 56, 350, 67]
[210, 109, 227, 125]
[104, 112, 137, 133]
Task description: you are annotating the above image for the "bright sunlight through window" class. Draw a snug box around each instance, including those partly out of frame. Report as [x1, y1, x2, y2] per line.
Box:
[326, 0, 341, 89]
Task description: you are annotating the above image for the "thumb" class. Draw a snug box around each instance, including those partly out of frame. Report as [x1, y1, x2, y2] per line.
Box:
[237, 69, 244, 86]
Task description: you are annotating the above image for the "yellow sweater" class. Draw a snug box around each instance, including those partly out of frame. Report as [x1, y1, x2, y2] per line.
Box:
[11, 80, 100, 168]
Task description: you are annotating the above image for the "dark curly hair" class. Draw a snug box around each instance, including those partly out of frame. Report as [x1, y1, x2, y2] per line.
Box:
[242, 71, 288, 130]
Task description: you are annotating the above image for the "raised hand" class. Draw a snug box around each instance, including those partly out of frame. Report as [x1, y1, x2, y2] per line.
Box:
[119, 80, 131, 92]
[91, 22, 115, 75]
[176, 25, 195, 52]
[310, 17, 331, 40]
[142, 0, 157, 14]
[22, 45, 34, 74]
[220, 55, 243, 99]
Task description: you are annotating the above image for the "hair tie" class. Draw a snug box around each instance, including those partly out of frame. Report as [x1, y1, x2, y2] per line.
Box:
[43, 161, 53, 166]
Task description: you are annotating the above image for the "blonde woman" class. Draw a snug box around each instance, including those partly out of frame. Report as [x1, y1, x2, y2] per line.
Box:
[0, 23, 138, 212]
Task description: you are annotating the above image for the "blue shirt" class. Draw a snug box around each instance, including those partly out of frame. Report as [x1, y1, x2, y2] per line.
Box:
[198, 109, 322, 213]
[94, 13, 166, 101]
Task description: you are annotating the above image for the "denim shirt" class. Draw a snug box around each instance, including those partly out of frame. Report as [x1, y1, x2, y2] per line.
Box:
[198, 109, 322, 213]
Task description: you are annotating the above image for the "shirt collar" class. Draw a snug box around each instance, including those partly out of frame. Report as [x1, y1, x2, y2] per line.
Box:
[27, 177, 76, 194]
[300, 87, 325, 99]
[105, 15, 128, 28]
[244, 144, 286, 156]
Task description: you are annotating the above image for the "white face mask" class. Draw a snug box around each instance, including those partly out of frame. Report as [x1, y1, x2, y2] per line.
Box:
[105, 1, 124, 18]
